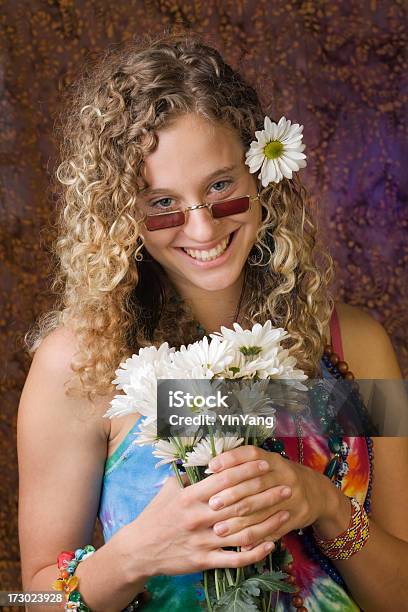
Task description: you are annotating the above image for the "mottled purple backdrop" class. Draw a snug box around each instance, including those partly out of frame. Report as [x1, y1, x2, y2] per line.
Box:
[0, 0, 406, 597]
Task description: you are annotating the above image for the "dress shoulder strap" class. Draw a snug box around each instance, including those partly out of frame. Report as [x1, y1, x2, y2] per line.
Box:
[329, 305, 344, 360]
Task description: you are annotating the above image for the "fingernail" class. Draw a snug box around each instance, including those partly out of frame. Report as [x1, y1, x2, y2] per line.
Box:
[209, 496, 224, 510]
[258, 461, 269, 472]
[214, 522, 228, 535]
[264, 542, 275, 552]
[280, 511, 290, 522]
[281, 486, 292, 498]
[209, 458, 221, 471]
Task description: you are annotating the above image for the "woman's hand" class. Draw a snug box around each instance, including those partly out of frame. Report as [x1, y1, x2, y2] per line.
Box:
[119, 461, 281, 582]
[203, 445, 350, 549]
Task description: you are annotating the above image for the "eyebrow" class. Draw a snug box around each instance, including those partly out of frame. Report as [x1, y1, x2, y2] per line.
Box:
[138, 165, 240, 198]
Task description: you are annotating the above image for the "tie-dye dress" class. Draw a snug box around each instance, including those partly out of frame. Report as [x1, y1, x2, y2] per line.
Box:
[98, 319, 372, 611]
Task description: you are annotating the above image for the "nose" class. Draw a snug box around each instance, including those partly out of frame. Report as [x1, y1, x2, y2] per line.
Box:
[182, 205, 222, 243]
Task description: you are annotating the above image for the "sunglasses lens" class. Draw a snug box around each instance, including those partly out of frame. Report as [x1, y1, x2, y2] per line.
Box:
[145, 211, 185, 231]
[211, 196, 250, 218]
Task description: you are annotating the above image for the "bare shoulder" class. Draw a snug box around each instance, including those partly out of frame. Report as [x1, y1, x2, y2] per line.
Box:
[334, 301, 402, 379]
[22, 326, 112, 437]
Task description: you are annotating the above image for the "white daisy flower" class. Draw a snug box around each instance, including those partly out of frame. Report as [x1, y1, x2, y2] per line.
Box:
[183, 434, 244, 472]
[212, 321, 288, 356]
[211, 321, 290, 378]
[134, 416, 159, 445]
[241, 349, 308, 382]
[112, 342, 174, 389]
[152, 439, 181, 468]
[245, 116, 307, 187]
[104, 362, 158, 419]
[171, 335, 235, 379]
[232, 380, 276, 418]
[152, 436, 197, 468]
[105, 343, 175, 420]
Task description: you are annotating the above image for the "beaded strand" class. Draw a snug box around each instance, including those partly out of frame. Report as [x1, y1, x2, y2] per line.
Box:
[262, 345, 375, 604]
[294, 346, 374, 592]
[192, 320, 374, 608]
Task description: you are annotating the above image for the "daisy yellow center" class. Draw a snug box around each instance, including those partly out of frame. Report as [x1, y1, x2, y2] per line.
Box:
[240, 345, 262, 356]
[264, 140, 284, 160]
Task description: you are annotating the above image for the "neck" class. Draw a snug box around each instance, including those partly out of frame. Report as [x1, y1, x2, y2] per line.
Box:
[171, 270, 246, 334]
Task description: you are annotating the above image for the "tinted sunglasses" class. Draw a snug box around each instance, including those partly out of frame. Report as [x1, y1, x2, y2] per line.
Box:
[141, 194, 260, 232]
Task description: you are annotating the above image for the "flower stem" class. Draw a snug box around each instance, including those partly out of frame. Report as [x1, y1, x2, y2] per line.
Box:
[273, 589, 280, 612]
[267, 551, 273, 612]
[203, 570, 212, 611]
[185, 465, 198, 484]
[208, 425, 217, 457]
[234, 566, 242, 586]
[171, 462, 185, 488]
[225, 568, 235, 587]
[214, 569, 221, 600]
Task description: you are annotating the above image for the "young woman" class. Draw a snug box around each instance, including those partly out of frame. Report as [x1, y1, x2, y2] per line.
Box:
[18, 33, 408, 612]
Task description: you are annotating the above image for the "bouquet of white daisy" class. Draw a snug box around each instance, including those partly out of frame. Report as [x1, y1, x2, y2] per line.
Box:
[104, 321, 307, 611]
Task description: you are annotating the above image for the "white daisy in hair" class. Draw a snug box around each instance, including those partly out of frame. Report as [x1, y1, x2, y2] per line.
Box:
[245, 115, 307, 187]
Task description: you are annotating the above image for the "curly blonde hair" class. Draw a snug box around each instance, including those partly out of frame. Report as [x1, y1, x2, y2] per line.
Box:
[26, 31, 335, 400]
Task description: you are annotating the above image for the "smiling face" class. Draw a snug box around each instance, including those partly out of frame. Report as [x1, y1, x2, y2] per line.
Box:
[137, 113, 261, 298]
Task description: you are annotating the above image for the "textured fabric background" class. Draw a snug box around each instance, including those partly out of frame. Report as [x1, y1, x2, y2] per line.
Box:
[0, 0, 406, 601]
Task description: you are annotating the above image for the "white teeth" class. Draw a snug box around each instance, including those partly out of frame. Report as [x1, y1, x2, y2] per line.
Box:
[183, 235, 231, 261]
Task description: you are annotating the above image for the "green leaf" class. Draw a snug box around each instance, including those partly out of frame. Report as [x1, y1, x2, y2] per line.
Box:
[243, 581, 261, 597]
[212, 584, 259, 612]
[242, 572, 297, 594]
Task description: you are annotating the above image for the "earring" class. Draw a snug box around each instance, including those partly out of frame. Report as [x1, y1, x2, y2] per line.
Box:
[134, 236, 145, 262]
[248, 230, 275, 267]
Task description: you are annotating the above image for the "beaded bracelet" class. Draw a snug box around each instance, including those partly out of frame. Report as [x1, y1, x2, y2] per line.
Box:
[52, 545, 145, 611]
[52, 546, 95, 610]
[312, 497, 370, 560]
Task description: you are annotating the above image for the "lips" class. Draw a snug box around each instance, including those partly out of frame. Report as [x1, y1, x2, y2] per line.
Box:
[174, 229, 238, 268]
[177, 231, 235, 252]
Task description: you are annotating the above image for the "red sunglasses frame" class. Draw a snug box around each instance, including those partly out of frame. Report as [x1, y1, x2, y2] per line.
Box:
[141, 193, 260, 232]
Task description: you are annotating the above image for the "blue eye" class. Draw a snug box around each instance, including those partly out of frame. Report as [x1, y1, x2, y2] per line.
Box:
[211, 180, 232, 192]
[148, 179, 233, 210]
[150, 198, 176, 210]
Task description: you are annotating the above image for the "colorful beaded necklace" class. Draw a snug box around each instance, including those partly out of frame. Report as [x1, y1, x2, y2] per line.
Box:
[262, 344, 359, 488]
[261, 344, 375, 609]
